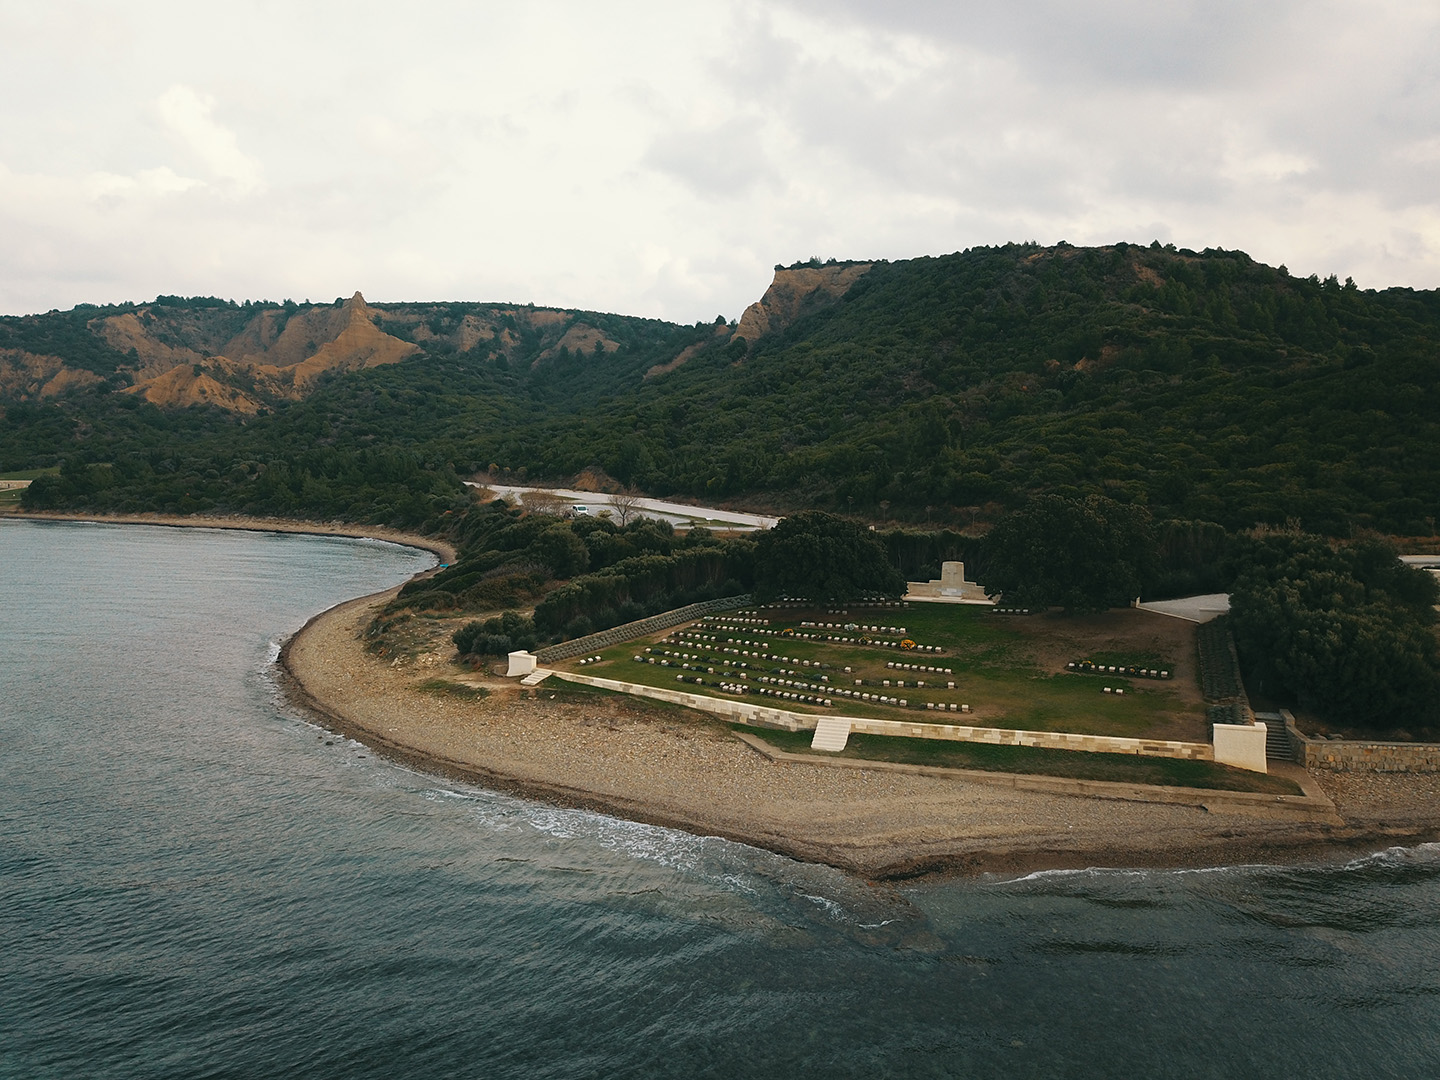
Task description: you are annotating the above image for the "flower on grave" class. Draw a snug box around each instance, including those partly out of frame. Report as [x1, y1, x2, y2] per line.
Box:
[900, 639, 916, 650]
[781, 628, 795, 636]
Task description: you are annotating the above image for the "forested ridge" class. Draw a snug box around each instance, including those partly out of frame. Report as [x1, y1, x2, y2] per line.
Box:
[5, 241, 1439, 537]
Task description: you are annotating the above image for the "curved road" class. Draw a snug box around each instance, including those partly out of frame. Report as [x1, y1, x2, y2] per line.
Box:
[467, 482, 780, 531]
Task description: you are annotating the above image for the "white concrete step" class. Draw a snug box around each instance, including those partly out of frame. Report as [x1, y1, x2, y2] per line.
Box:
[520, 670, 552, 686]
[811, 717, 852, 752]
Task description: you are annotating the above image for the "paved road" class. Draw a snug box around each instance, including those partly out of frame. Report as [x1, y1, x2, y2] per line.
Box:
[468, 483, 780, 531]
[1136, 593, 1231, 623]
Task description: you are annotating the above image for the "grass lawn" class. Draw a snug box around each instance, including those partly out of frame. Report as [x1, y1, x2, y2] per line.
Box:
[0, 468, 55, 509]
[0, 468, 58, 481]
[746, 727, 1303, 795]
[559, 601, 1206, 741]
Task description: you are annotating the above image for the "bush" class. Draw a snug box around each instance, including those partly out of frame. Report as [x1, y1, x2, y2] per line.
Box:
[1228, 533, 1440, 730]
[752, 511, 905, 602]
[983, 495, 1158, 612]
[453, 610, 537, 657]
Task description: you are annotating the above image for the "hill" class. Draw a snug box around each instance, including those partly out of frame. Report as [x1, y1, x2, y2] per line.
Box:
[4, 242, 1439, 536]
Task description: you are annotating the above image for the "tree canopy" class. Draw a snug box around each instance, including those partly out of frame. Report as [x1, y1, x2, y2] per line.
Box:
[752, 510, 906, 602]
[982, 495, 1159, 612]
[1227, 533, 1440, 731]
[7, 243, 1440, 536]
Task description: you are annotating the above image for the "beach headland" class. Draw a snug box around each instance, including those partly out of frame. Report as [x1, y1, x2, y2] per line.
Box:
[13, 509, 1436, 878]
[277, 585, 1440, 879]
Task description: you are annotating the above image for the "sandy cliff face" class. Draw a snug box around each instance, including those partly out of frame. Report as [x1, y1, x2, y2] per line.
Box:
[248, 293, 420, 393]
[128, 361, 264, 414]
[117, 292, 418, 409]
[641, 262, 873, 379]
[0, 350, 106, 398]
[732, 263, 872, 345]
[536, 321, 622, 363]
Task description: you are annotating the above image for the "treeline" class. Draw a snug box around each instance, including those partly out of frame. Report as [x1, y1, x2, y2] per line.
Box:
[394, 502, 755, 647]
[22, 447, 467, 529]
[5, 243, 1438, 536]
[462, 243, 1440, 534]
[1228, 533, 1440, 733]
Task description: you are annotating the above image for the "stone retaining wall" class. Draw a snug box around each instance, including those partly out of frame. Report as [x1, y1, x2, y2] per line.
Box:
[546, 670, 812, 731]
[545, 670, 1215, 760]
[845, 716, 1214, 760]
[534, 594, 753, 664]
[1280, 710, 1440, 772]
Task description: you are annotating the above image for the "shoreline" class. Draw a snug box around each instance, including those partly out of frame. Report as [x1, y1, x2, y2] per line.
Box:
[1, 510, 457, 564]
[277, 589, 1440, 881]
[13, 510, 1438, 879]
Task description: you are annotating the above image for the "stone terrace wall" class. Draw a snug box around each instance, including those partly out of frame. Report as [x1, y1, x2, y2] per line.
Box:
[1281, 711, 1440, 772]
[1197, 615, 1254, 726]
[535, 594, 753, 664]
[546, 670, 1215, 760]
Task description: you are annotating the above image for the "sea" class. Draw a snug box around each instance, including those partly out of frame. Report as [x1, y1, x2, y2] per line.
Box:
[2, 518, 1437, 1079]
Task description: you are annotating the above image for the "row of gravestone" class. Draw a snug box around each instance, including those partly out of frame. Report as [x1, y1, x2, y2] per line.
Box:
[534, 594, 755, 663]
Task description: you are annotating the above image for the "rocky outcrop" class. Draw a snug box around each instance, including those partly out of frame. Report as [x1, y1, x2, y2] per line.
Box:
[536, 321, 621, 363]
[732, 263, 872, 346]
[117, 292, 418, 409]
[127, 361, 263, 414]
[0, 350, 106, 398]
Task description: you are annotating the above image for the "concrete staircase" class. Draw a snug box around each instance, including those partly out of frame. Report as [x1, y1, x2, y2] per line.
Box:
[811, 717, 852, 752]
[520, 670, 552, 687]
[1255, 711, 1293, 762]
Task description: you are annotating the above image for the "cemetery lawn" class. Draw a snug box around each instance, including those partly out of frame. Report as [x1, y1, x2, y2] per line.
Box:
[0, 468, 50, 508]
[745, 727, 1304, 795]
[555, 601, 1209, 743]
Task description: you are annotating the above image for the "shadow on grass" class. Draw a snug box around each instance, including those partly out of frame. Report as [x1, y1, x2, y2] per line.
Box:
[743, 727, 1303, 796]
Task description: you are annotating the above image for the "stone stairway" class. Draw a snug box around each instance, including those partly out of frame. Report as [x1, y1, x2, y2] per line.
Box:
[1255, 711, 1293, 761]
[811, 717, 852, 752]
[520, 670, 552, 686]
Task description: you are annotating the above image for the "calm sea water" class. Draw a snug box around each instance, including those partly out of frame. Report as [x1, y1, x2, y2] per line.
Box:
[2, 519, 1437, 1079]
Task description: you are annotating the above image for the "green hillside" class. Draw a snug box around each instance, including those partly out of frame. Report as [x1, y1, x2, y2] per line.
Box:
[4, 242, 1439, 536]
[496, 243, 1440, 534]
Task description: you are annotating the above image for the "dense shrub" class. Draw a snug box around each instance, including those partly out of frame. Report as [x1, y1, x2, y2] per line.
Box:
[1228, 533, 1440, 730]
[453, 611, 537, 657]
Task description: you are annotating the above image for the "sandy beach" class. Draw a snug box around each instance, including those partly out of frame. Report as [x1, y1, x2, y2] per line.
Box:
[14, 508, 1436, 878]
[3, 510, 457, 563]
[278, 585, 1440, 879]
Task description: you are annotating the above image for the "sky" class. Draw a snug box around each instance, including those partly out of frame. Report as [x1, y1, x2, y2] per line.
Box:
[2, 0, 1438, 322]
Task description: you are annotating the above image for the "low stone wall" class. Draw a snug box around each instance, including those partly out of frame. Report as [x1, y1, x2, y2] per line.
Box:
[535, 594, 753, 664]
[545, 670, 1215, 760]
[1281, 710, 1440, 772]
[847, 716, 1213, 761]
[546, 670, 812, 731]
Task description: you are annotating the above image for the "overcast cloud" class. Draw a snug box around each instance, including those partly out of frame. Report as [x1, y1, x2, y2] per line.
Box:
[1, 0, 1437, 321]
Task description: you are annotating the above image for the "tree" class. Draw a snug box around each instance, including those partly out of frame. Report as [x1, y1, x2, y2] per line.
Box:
[753, 511, 906, 602]
[535, 525, 590, 578]
[1227, 533, 1440, 730]
[982, 495, 1158, 612]
[608, 486, 644, 527]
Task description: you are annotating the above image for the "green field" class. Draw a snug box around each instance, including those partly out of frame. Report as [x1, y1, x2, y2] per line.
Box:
[560, 602, 1204, 740]
[0, 467, 55, 508]
[745, 727, 1302, 795]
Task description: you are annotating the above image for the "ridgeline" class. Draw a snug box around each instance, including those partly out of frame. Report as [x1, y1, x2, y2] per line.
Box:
[4, 242, 1438, 537]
